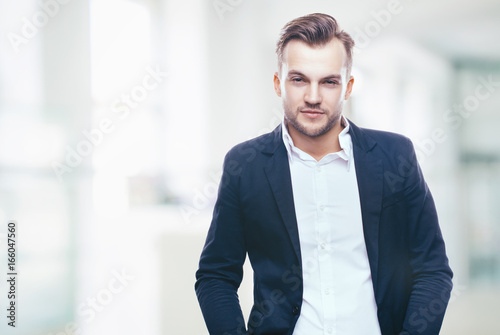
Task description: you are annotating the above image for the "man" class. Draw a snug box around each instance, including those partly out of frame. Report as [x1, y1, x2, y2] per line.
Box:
[195, 13, 453, 335]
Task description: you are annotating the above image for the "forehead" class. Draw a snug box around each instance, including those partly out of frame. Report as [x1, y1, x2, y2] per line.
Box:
[282, 39, 347, 75]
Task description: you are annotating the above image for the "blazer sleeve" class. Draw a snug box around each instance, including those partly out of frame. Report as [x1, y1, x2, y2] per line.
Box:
[195, 149, 248, 335]
[400, 138, 453, 335]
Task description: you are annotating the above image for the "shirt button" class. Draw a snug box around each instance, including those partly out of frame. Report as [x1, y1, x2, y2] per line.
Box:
[320, 242, 326, 250]
[292, 305, 300, 315]
[324, 288, 330, 295]
[319, 205, 325, 211]
[327, 327, 333, 333]
[316, 166, 321, 172]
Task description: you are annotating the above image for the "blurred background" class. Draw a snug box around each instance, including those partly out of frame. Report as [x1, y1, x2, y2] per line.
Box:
[0, 0, 499, 334]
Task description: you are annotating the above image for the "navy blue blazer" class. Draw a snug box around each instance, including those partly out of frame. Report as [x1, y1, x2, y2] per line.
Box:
[195, 120, 453, 335]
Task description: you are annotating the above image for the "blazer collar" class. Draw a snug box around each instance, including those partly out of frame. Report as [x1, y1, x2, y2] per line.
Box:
[262, 125, 283, 155]
[346, 117, 377, 153]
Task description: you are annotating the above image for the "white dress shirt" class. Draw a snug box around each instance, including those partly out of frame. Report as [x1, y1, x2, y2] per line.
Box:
[282, 116, 381, 335]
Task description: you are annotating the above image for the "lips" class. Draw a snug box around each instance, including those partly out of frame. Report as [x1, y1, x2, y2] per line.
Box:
[300, 109, 324, 119]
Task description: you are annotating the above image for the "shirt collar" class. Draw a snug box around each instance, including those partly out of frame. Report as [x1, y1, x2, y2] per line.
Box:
[281, 115, 353, 171]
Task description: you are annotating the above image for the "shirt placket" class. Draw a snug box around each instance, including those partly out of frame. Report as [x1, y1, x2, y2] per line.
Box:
[314, 161, 336, 335]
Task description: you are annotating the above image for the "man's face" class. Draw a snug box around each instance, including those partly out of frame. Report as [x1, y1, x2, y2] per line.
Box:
[274, 38, 354, 138]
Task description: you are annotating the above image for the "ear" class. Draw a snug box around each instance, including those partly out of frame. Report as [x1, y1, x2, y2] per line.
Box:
[344, 75, 354, 100]
[273, 72, 282, 97]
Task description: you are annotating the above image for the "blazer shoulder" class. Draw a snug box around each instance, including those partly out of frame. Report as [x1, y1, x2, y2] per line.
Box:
[364, 127, 411, 141]
[224, 126, 280, 162]
[357, 126, 413, 154]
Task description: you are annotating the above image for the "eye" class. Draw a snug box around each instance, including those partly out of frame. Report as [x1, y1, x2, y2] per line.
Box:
[292, 77, 303, 83]
[325, 80, 339, 85]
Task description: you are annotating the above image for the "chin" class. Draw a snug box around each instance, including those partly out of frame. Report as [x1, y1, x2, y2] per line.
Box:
[300, 124, 332, 138]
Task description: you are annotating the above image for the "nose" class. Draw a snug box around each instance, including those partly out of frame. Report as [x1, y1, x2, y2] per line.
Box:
[304, 83, 322, 105]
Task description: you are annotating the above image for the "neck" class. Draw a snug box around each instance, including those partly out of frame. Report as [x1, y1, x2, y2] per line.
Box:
[286, 118, 344, 161]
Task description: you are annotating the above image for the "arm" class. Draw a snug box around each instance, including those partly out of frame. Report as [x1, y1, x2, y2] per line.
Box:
[195, 152, 248, 335]
[400, 139, 453, 335]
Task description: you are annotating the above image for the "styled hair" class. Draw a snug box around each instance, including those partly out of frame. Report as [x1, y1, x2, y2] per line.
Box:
[276, 13, 355, 77]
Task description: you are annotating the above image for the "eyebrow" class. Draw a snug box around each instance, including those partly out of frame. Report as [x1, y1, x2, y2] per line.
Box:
[287, 70, 342, 81]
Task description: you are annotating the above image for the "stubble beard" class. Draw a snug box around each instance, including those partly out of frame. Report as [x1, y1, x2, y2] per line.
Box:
[283, 103, 343, 138]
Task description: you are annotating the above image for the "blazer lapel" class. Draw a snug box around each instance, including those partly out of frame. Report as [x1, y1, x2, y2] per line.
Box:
[349, 121, 383, 295]
[263, 126, 302, 266]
